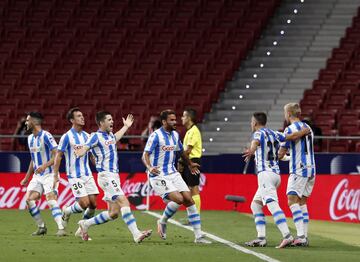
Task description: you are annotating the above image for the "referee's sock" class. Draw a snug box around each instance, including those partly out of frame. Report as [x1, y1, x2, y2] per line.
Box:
[192, 194, 201, 214]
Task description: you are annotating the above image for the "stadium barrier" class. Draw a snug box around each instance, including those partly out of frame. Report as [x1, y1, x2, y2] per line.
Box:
[0, 173, 359, 223]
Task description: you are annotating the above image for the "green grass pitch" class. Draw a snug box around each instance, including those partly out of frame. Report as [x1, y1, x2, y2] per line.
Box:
[0, 210, 359, 262]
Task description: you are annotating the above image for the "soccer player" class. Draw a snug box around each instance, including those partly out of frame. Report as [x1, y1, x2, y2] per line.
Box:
[142, 109, 211, 244]
[278, 103, 316, 246]
[179, 109, 202, 214]
[242, 112, 309, 248]
[53, 108, 99, 238]
[74, 111, 152, 243]
[20, 112, 66, 236]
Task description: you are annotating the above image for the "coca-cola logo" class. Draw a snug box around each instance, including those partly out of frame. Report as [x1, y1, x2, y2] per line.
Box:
[0, 178, 75, 210]
[161, 145, 175, 151]
[329, 179, 360, 221]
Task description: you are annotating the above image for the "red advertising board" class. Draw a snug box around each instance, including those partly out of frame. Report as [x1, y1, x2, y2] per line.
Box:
[0, 173, 359, 223]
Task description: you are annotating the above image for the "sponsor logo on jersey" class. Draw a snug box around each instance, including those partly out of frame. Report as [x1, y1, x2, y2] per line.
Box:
[161, 145, 175, 151]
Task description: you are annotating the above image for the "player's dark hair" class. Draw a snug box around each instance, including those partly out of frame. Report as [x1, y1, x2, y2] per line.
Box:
[160, 109, 176, 122]
[152, 120, 162, 130]
[28, 112, 44, 124]
[184, 108, 197, 123]
[96, 111, 111, 126]
[66, 107, 81, 123]
[253, 112, 267, 126]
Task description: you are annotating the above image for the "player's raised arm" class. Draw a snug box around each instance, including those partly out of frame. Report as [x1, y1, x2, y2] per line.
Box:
[20, 160, 34, 186]
[114, 114, 134, 142]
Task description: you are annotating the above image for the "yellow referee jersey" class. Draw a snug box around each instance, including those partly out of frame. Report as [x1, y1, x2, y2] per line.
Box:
[183, 125, 202, 159]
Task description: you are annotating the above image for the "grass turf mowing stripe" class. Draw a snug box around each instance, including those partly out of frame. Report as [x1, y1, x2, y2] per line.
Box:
[145, 211, 281, 262]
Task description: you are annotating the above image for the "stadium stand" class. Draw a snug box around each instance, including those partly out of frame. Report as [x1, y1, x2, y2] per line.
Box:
[0, 0, 280, 150]
[201, 0, 359, 153]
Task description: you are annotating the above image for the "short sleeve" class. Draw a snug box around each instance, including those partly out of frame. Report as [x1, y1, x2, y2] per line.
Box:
[281, 127, 291, 148]
[186, 129, 196, 147]
[144, 132, 159, 153]
[58, 134, 69, 152]
[85, 133, 99, 149]
[252, 131, 262, 142]
[44, 132, 57, 150]
[275, 131, 286, 143]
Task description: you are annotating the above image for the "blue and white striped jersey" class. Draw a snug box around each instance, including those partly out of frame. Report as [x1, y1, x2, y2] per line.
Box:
[253, 128, 286, 174]
[144, 127, 184, 176]
[28, 130, 57, 176]
[58, 128, 92, 179]
[85, 130, 118, 173]
[282, 121, 316, 177]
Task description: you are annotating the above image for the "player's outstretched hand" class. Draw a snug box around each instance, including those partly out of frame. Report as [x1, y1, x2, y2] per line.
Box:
[20, 178, 28, 186]
[149, 166, 160, 175]
[123, 114, 134, 128]
[301, 127, 311, 136]
[35, 164, 46, 174]
[242, 148, 253, 163]
[189, 162, 200, 175]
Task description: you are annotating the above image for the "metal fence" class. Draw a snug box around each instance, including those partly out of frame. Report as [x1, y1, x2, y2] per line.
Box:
[1, 134, 360, 153]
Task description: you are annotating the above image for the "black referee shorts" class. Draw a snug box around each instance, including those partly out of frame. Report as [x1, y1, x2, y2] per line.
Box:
[181, 158, 201, 187]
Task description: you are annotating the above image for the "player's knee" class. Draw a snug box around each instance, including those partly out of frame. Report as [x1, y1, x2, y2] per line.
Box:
[109, 211, 119, 220]
[26, 199, 35, 206]
[173, 195, 185, 205]
[79, 199, 90, 209]
[89, 202, 97, 210]
[250, 201, 262, 213]
[45, 192, 57, 201]
[287, 197, 297, 206]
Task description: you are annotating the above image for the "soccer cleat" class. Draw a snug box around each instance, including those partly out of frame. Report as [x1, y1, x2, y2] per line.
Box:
[56, 229, 67, 237]
[61, 205, 70, 228]
[75, 226, 92, 241]
[78, 220, 90, 241]
[291, 236, 307, 247]
[31, 226, 47, 236]
[245, 238, 267, 247]
[75, 227, 82, 238]
[157, 220, 167, 240]
[276, 235, 294, 249]
[194, 235, 212, 244]
[304, 238, 309, 247]
[134, 229, 153, 243]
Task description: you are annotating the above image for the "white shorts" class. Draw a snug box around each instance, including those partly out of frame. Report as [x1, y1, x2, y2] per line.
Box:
[97, 171, 125, 202]
[27, 173, 58, 196]
[68, 176, 99, 199]
[253, 171, 281, 205]
[286, 173, 315, 197]
[149, 172, 189, 199]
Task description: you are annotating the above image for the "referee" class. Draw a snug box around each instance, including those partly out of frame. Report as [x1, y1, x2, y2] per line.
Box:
[179, 108, 202, 213]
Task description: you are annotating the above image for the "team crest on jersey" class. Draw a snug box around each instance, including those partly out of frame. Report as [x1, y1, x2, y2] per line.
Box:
[161, 145, 175, 151]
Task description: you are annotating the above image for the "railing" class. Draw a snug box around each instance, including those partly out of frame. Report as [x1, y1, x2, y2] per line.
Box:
[1, 135, 360, 152]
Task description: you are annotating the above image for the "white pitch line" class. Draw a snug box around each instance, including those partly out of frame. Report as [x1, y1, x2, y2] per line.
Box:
[144, 211, 281, 262]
